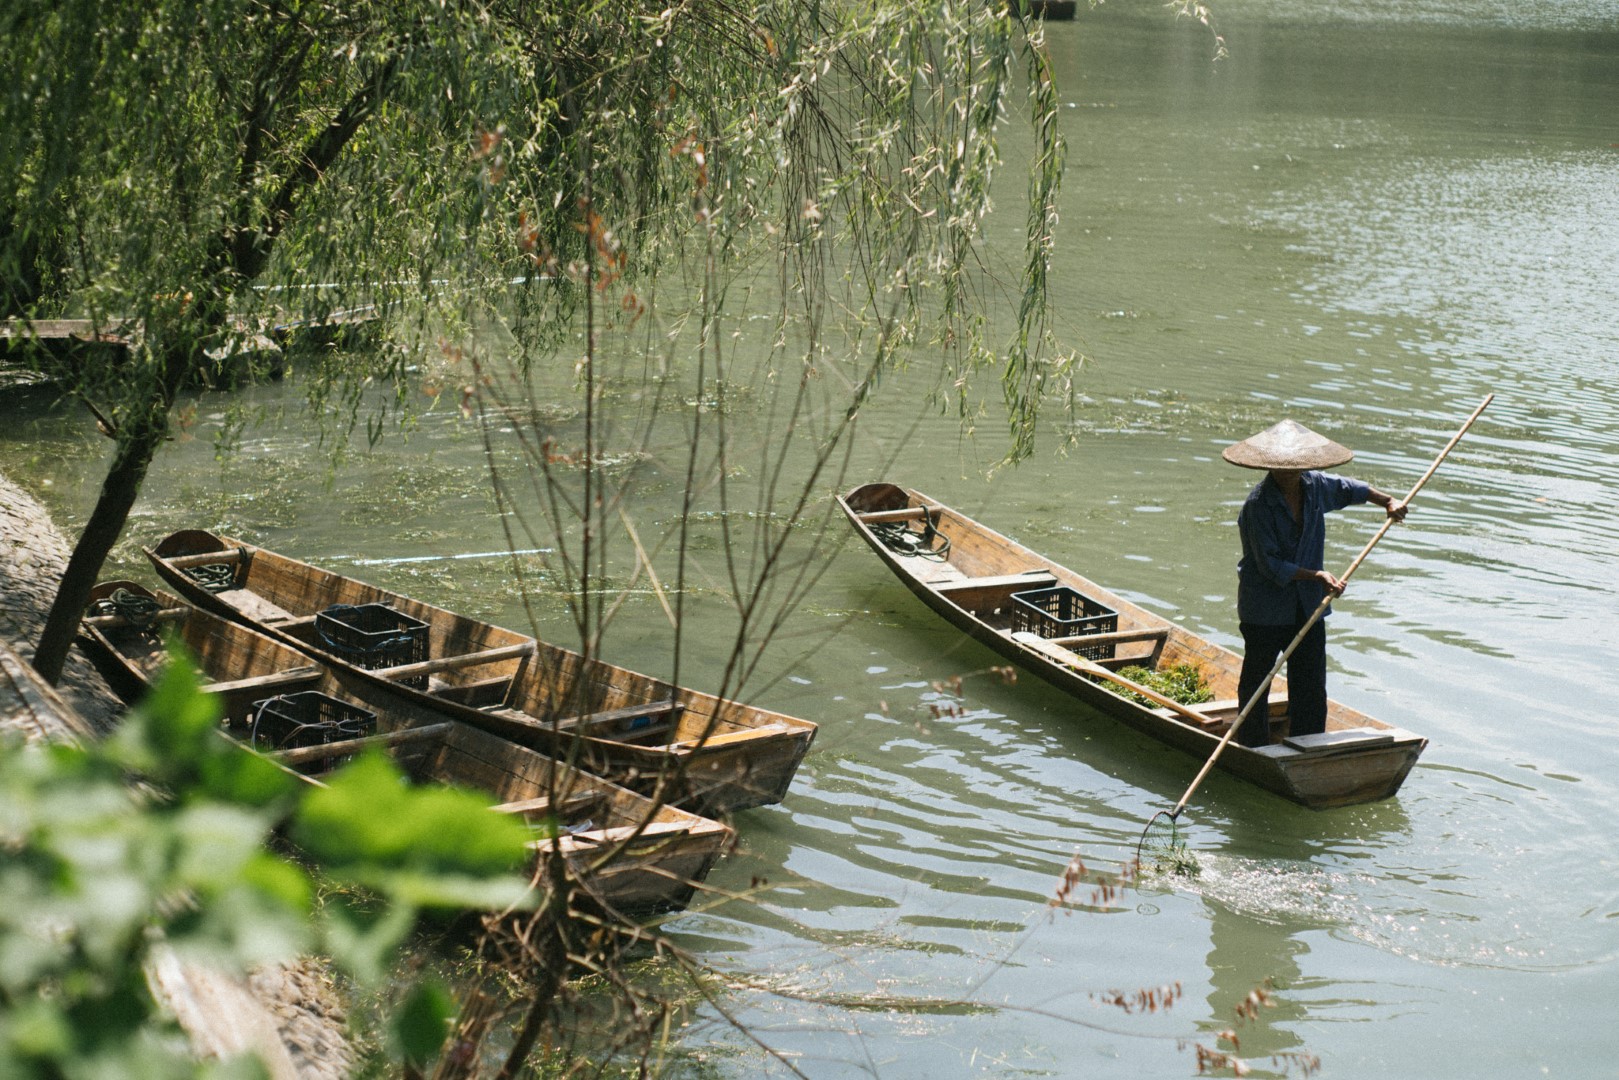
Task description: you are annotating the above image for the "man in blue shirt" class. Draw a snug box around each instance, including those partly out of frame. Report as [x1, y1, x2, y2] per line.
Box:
[1225, 420, 1407, 747]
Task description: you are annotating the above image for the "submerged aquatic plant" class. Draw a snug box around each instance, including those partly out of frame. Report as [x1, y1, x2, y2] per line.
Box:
[1157, 839, 1203, 879]
[1138, 812, 1202, 879]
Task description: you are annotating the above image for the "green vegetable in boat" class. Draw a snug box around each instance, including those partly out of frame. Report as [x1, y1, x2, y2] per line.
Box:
[1111, 662, 1213, 707]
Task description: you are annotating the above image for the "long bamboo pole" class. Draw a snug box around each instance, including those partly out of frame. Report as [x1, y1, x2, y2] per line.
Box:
[1164, 393, 1494, 822]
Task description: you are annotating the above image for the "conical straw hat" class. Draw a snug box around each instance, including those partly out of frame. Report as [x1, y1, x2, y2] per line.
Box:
[1222, 419, 1353, 470]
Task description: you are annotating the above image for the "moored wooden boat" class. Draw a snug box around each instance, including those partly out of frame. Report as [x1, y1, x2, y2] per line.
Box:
[2, 637, 96, 746]
[838, 483, 1427, 810]
[78, 581, 731, 916]
[144, 531, 816, 815]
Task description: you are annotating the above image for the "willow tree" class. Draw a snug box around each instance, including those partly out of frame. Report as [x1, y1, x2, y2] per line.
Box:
[7, 0, 1066, 690]
[411, 5, 1072, 1068]
[7, 0, 516, 681]
[440, 1, 1072, 724]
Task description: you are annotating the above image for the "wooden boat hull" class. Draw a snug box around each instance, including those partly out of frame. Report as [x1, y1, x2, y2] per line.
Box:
[78, 582, 730, 916]
[2, 638, 95, 746]
[838, 483, 1425, 810]
[144, 531, 815, 815]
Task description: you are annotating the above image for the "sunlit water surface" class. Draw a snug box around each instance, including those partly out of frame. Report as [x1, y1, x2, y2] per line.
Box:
[5, 2, 1618, 1076]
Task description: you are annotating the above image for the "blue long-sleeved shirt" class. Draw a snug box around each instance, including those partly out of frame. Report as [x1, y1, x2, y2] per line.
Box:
[1236, 471, 1370, 625]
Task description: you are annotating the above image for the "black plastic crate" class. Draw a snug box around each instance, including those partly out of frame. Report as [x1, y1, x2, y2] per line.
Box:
[1010, 586, 1118, 659]
[248, 691, 376, 774]
[315, 603, 429, 687]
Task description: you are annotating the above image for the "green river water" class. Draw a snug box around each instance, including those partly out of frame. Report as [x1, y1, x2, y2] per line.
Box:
[4, 1, 1618, 1076]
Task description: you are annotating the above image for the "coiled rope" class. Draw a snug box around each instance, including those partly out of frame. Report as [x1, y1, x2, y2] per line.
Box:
[870, 520, 951, 562]
[88, 588, 163, 626]
[181, 554, 243, 593]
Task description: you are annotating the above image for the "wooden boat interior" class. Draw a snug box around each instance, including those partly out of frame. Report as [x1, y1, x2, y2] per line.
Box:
[85, 578, 731, 914]
[82, 581, 325, 722]
[265, 718, 700, 843]
[82, 580, 701, 839]
[844, 488, 1301, 741]
[149, 530, 812, 759]
[152, 529, 539, 701]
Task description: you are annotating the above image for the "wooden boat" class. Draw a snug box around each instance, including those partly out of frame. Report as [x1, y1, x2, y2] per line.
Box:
[78, 581, 732, 916]
[838, 483, 1427, 810]
[144, 532, 816, 815]
[1, 637, 95, 746]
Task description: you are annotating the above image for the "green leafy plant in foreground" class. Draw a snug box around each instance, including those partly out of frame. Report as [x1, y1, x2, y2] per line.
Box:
[0, 650, 536, 1077]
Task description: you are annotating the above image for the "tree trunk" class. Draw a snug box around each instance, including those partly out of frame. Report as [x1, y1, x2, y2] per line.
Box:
[31, 415, 167, 685]
[29, 52, 398, 686]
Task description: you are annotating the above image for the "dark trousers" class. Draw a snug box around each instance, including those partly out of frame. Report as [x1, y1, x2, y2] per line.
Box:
[1235, 614, 1327, 747]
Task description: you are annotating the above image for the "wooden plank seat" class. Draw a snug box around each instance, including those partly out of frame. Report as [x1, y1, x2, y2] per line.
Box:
[481, 699, 685, 738]
[227, 593, 300, 626]
[264, 613, 319, 630]
[490, 788, 604, 820]
[81, 606, 193, 630]
[370, 641, 535, 682]
[668, 721, 793, 751]
[935, 571, 1058, 594]
[575, 701, 685, 741]
[479, 705, 545, 730]
[937, 572, 1060, 614]
[161, 549, 246, 570]
[205, 664, 324, 699]
[267, 722, 455, 767]
[430, 674, 514, 708]
[613, 722, 678, 746]
[855, 506, 939, 524]
[555, 820, 693, 850]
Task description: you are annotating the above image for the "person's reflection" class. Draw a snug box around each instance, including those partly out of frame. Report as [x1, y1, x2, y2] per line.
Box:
[1189, 798, 1411, 1064]
[1199, 896, 1308, 1063]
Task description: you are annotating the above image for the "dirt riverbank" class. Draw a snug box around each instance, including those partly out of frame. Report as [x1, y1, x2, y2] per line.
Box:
[0, 474, 124, 736]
